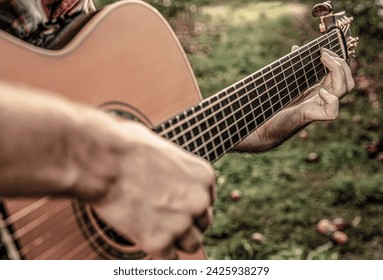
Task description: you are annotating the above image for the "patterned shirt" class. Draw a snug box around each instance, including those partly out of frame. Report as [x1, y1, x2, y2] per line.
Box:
[0, 0, 95, 44]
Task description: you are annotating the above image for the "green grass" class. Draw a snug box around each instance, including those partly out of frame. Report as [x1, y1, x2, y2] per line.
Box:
[182, 2, 383, 259]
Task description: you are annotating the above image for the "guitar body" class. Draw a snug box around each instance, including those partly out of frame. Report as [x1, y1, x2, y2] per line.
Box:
[0, 0, 205, 259]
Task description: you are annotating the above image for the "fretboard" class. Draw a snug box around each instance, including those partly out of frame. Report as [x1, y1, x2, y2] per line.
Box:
[153, 28, 345, 163]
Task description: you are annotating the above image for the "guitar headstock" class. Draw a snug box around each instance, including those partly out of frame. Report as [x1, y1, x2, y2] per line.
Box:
[312, 1, 359, 59]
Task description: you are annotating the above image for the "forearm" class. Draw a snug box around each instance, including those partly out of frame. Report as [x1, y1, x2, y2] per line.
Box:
[234, 104, 308, 153]
[0, 82, 126, 201]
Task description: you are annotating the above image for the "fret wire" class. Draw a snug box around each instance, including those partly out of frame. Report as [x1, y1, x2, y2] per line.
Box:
[155, 32, 342, 157]
[310, 38, 321, 82]
[285, 57, 295, 103]
[155, 30, 340, 137]
[166, 32, 340, 149]
[272, 64, 284, 111]
[180, 35, 342, 151]
[263, 70, 274, 117]
[232, 84, 243, 140]
[198, 47, 342, 161]
[237, 81, 251, 136]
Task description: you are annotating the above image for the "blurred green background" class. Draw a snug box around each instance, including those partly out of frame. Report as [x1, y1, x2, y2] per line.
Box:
[95, 0, 383, 259]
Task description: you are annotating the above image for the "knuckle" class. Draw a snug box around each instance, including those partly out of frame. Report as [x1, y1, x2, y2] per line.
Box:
[191, 191, 210, 214]
[330, 94, 339, 101]
[341, 85, 347, 94]
[201, 162, 216, 186]
[141, 233, 172, 255]
[198, 190, 210, 207]
[330, 114, 338, 121]
[170, 216, 192, 236]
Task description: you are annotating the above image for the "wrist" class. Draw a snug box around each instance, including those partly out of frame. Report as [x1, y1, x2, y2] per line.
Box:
[68, 109, 130, 202]
[296, 102, 314, 126]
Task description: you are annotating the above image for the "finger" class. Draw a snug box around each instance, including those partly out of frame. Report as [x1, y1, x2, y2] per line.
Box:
[194, 206, 213, 232]
[321, 73, 332, 87]
[320, 52, 347, 96]
[151, 246, 179, 260]
[141, 230, 179, 260]
[176, 226, 203, 253]
[210, 180, 216, 205]
[291, 45, 300, 52]
[333, 57, 355, 92]
[318, 89, 339, 120]
[321, 48, 354, 93]
[320, 48, 340, 58]
[318, 88, 339, 105]
[320, 48, 334, 87]
[197, 161, 216, 205]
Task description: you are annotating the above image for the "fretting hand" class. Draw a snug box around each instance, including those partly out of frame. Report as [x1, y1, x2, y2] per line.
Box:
[235, 48, 354, 152]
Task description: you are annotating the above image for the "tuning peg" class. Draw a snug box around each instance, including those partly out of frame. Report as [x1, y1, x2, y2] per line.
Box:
[347, 36, 359, 58]
[347, 36, 359, 45]
[312, 1, 333, 17]
[337, 16, 354, 28]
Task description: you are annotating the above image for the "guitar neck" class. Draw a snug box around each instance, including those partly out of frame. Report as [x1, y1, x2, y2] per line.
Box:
[153, 28, 346, 163]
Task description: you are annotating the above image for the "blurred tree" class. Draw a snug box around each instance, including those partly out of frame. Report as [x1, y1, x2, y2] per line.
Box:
[94, 0, 200, 17]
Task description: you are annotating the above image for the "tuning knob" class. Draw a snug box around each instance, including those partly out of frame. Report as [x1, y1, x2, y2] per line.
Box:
[312, 1, 333, 17]
[347, 37, 359, 57]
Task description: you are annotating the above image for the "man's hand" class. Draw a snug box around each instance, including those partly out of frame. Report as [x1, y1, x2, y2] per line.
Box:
[293, 49, 355, 123]
[91, 123, 215, 260]
[235, 48, 354, 153]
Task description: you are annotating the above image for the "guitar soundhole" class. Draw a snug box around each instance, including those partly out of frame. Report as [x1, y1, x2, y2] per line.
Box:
[72, 200, 147, 260]
[98, 101, 153, 127]
[91, 209, 134, 246]
[72, 102, 152, 259]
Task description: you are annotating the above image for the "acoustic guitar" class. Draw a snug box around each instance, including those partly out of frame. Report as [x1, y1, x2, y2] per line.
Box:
[0, 0, 357, 259]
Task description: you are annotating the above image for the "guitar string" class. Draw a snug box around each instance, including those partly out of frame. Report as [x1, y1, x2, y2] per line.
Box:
[2, 30, 346, 259]
[27, 215, 80, 259]
[173, 38, 342, 158]
[13, 203, 112, 259]
[18, 210, 79, 258]
[9, 201, 70, 241]
[36, 218, 98, 259]
[157, 30, 340, 138]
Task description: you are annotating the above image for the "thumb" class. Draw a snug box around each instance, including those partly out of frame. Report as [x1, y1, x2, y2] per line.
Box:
[291, 45, 300, 52]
